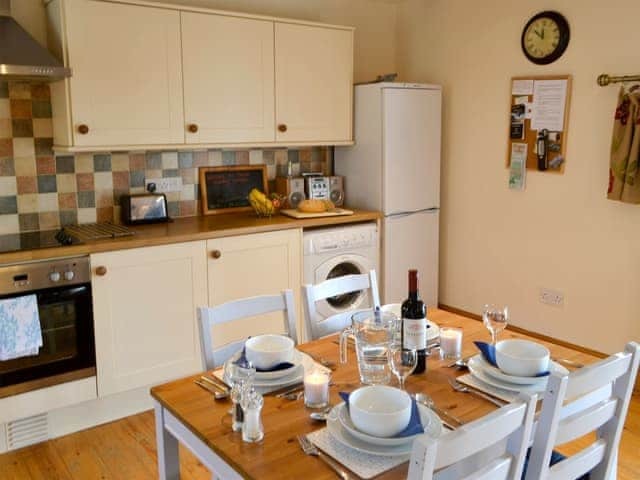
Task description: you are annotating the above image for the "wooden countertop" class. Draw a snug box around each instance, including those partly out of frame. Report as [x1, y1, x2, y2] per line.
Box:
[0, 209, 381, 264]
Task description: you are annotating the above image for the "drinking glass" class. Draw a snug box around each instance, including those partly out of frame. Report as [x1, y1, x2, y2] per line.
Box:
[483, 304, 508, 345]
[389, 346, 417, 390]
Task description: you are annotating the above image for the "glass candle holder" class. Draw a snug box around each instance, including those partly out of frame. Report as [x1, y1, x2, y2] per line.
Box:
[439, 327, 463, 360]
[304, 369, 331, 408]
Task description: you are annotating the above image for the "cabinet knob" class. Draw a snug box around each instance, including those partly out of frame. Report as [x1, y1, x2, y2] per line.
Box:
[278, 124, 287, 133]
[188, 124, 199, 133]
[77, 124, 89, 135]
[211, 250, 222, 259]
[95, 266, 107, 276]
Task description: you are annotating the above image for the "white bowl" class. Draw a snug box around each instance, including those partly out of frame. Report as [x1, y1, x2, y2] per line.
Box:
[495, 339, 550, 377]
[349, 386, 412, 438]
[245, 334, 294, 370]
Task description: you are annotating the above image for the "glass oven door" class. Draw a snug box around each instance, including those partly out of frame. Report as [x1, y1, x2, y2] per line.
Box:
[0, 284, 95, 390]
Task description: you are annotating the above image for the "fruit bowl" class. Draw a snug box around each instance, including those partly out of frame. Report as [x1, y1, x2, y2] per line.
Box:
[248, 189, 285, 217]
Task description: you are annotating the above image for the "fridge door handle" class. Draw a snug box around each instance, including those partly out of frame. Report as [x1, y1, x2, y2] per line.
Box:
[385, 207, 439, 218]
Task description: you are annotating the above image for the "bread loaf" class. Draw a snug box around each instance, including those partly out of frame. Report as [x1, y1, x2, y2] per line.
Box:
[297, 199, 335, 213]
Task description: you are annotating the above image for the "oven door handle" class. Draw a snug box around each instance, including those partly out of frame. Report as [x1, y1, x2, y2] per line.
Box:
[37, 285, 90, 303]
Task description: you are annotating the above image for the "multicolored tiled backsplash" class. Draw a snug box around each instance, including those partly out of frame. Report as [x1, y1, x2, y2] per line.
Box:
[0, 82, 331, 235]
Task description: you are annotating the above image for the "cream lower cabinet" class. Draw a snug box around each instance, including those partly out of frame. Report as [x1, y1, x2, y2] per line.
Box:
[207, 229, 302, 345]
[91, 241, 207, 397]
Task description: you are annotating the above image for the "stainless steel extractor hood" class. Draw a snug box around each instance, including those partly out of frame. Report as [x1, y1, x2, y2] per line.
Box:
[0, 0, 70, 80]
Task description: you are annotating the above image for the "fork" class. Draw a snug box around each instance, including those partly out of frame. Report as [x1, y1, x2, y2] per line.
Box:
[448, 378, 506, 407]
[297, 434, 352, 479]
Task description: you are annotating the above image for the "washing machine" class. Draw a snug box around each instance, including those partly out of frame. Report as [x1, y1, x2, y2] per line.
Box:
[303, 223, 379, 322]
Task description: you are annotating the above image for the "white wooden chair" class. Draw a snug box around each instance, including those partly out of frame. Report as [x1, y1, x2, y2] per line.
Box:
[301, 270, 381, 341]
[408, 393, 538, 480]
[197, 290, 298, 369]
[524, 342, 640, 480]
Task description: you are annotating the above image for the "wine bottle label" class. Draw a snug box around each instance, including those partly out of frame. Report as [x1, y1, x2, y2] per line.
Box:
[403, 317, 426, 350]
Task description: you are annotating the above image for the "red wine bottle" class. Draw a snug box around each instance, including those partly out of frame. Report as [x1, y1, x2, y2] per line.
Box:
[401, 269, 427, 374]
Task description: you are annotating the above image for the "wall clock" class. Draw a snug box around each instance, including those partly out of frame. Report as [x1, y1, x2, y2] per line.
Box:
[521, 11, 570, 65]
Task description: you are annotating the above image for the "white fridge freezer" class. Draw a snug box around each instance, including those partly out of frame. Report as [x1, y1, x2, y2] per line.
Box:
[335, 82, 442, 306]
[383, 209, 439, 306]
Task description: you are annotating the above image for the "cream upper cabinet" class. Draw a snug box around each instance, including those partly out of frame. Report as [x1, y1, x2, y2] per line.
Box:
[91, 241, 207, 397]
[181, 13, 275, 144]
[47, 0, 354, 150]
[275, 23, 353, 143]
[53, 0, 185, 147]
[207, 229, 302, 344]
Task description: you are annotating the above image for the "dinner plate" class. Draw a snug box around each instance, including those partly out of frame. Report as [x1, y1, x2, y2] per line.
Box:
[380, 304, 440, 341]
[223, 350, 315, 388]
[468, 356, 552, 394]
[326, 410, 415, 457]
[477, 355, 569, 386]
[335, 402, 441, 447]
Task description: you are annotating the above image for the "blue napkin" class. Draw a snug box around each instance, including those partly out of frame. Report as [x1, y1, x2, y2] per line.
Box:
[233, 345, 295, 372]
[339, 391, 424, 437]
[474, 341, 549, 377]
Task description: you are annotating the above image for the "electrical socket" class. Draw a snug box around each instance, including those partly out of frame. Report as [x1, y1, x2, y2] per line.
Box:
[145, 177, 182, 193]
[539, 288, 564, 307]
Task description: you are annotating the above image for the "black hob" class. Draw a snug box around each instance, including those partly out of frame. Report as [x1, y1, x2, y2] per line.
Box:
[0, 229, 82, 255]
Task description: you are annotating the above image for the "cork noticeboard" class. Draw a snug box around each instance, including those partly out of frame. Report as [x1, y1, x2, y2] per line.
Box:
[506, 75, 572, 174]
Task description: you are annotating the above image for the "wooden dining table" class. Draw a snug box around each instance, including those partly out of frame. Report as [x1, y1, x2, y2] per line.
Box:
[150, 308, 599, 480]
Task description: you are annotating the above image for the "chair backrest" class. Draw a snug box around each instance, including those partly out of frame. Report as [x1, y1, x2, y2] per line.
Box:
[301, 270, 381, 341]
[408, 393, 537, 480]
[524, 342, 640, 480]
[197, 290, 297, 369]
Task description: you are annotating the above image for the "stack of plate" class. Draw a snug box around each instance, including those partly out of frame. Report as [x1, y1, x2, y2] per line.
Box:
[466, 355, 569, 394]
[324, 402, 443, 456]
[221, 349, 316, 391]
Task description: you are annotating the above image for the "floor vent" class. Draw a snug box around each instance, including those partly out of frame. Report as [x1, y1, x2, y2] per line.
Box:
[5, 413, 49, 450]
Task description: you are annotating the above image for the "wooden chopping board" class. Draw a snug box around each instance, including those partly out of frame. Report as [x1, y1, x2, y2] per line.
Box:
[280, 208, 354, 219]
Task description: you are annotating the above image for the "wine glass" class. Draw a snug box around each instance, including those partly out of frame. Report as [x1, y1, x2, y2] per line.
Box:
[483, 304, 509, 345]
[389, 345, 417, 390]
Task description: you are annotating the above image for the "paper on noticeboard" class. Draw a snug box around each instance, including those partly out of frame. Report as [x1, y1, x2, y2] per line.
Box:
[509, 143, 527, 190]
[531, 80, 567, 132]
[512, 79, 534, 95]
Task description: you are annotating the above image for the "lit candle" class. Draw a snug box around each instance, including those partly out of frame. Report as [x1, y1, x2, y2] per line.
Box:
[440, 327, 463, 360]
[304, 370, 330, 408]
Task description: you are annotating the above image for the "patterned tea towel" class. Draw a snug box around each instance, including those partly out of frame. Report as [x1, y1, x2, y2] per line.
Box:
[307, 427, 409, 479]
[0, 294, 42, 361]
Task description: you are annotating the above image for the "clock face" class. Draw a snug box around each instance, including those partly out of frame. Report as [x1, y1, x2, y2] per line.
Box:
[521, 11, 570, 65]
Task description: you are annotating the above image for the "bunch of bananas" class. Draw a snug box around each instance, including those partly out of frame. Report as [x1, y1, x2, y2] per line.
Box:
[248, 188, 275, 217]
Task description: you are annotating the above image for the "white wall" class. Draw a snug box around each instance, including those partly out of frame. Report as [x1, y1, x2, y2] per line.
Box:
[396, 0, 640, 353]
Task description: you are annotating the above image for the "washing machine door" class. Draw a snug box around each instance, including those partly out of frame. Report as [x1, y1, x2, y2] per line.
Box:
[315, 254, 374, 320]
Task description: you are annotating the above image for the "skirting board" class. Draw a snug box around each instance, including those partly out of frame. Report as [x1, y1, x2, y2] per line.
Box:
[0, 385, 153, 454]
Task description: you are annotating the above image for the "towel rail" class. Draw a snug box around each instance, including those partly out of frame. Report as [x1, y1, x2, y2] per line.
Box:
[597, 74, 640, 86]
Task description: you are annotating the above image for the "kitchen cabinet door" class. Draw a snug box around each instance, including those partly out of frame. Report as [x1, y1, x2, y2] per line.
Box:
[207, 229, 302, 345]
[275, 23, 353, 143]
[182, 12, 275, 143]
[91, 241, 207, 397]
[63, 0, 184, 146]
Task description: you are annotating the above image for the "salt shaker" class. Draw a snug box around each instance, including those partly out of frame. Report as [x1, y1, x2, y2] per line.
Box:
[241, 388, 264, 443]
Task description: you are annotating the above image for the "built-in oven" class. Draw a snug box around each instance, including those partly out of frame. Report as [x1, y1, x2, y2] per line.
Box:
[0, 257, 95, 398]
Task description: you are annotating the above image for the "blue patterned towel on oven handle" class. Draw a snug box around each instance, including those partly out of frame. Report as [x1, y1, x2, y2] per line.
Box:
[0, 294, 42, 361]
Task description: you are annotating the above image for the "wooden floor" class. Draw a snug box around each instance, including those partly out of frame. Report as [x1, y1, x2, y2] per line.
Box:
[0, 395, 639, 479]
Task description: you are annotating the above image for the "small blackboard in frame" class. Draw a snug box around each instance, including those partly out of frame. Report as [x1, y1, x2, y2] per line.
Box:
[199, 165, 268, 215]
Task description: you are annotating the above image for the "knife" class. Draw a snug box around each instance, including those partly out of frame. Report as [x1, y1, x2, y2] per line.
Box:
[195, 380, 229, 400]
[205, 372, 232, 391]
[200, 375, 229, 393]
